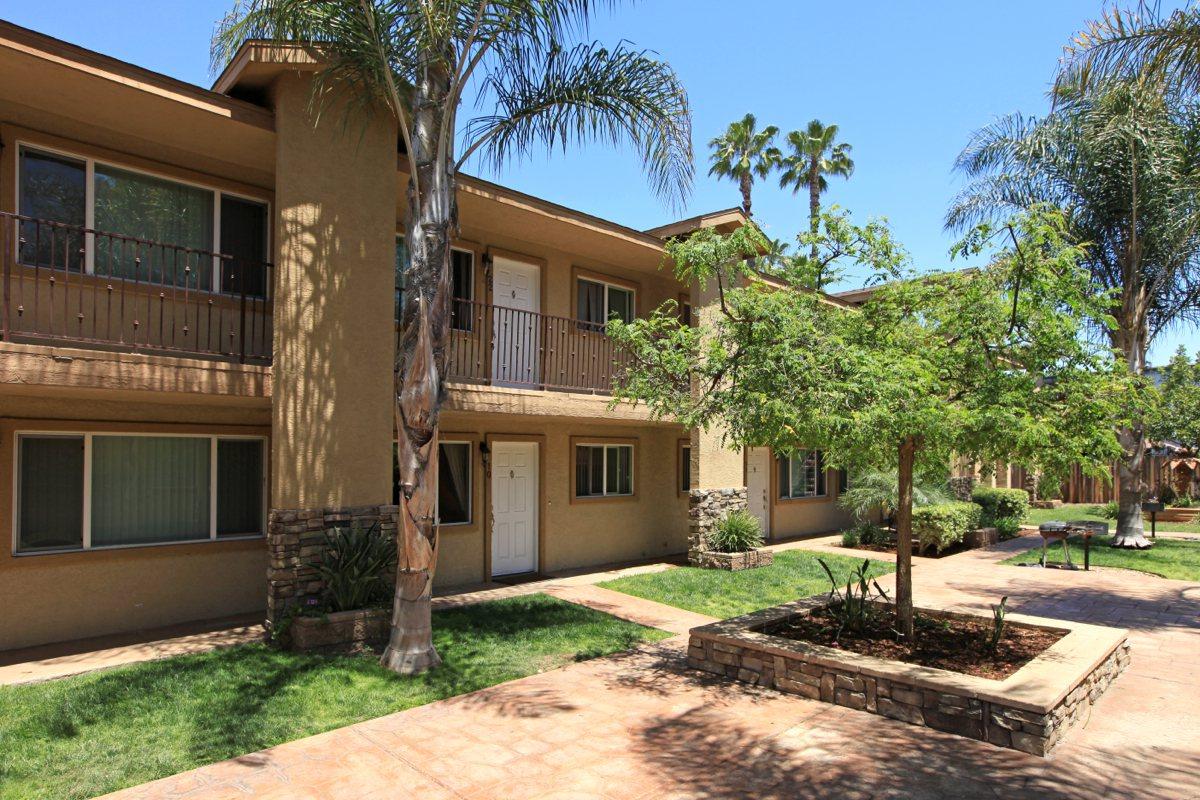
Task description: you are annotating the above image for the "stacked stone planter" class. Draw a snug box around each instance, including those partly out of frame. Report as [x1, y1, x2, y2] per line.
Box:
[693, 548, 774, 571]
[266, 505, 400, 631]
[289, 608, 390, 652]
[687, 487, 748, 566]
[687, 596, 1130, 756]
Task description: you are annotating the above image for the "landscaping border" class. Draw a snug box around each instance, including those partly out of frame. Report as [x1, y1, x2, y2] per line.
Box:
[687, 596, 1130, 756]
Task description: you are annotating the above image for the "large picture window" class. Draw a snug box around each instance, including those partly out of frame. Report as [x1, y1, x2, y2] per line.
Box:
[437, 442, 472, 525]
[575, 443, 634, 498]
[576, 277, 634, 331]
[778, 450, 827, 499]
[15, 432, 266, 553]
[17, 145, 268, 295]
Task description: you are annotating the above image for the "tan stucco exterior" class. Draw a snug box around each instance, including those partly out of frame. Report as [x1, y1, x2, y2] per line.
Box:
[269, 75, 396, 510]
[0, 23, 864, 651]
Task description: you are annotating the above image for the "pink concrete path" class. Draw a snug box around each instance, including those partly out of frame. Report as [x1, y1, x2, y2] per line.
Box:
[102, 537, 1200, 800]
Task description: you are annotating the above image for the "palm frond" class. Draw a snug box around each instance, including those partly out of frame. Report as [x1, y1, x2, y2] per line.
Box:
[1059, 4, 1200, 96]
[463, 39, 693, 209]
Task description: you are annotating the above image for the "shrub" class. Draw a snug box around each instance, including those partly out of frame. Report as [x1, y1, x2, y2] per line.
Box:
[1098, 500, 1120, 519]
[912, 502, 983, 554]
[841, 528, 861, 548]
[317, 522, 397, 612]
[856, 521, 888, 547]
[838, 468, 951, 521]
[817, 557, 890, 640]
[971, 486, 1031, 525]
[994, 516, 1022, 540]
[709, 510, 763, 553]
[1176, 493, 1195, 508]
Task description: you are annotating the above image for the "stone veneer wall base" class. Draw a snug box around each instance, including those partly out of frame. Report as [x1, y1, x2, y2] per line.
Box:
[267, 505, 400, 629]
[688, 487, 748, 567]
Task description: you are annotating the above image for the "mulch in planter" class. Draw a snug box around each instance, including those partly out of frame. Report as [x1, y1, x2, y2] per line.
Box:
[764, 608, 1065, 680]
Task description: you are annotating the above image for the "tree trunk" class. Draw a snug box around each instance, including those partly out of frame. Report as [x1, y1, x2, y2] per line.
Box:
[382, 61, 455, 675]
[1110, 300, 1152, 549]
[808, 161, 821, 274]
[894, 436, 917, 639]
[740, 173, 753, 218]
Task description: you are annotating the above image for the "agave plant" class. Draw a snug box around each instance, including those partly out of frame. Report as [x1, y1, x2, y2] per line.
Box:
[318, 523, 398, 613]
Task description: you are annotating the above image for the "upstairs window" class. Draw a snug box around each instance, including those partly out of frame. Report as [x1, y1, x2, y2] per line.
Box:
[577, 277, 634, 331]
[394, 239, 473, 332]
[17, 145, 267, 296]
[778, 450, 827, 499]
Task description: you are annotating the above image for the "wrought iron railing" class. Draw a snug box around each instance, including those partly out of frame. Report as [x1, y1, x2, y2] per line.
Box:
[0, 212, 273, 363]
[400, 298, 628, 394]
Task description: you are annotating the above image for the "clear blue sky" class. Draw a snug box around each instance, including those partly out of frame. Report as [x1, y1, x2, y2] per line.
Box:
[5, 0, 1196, 362]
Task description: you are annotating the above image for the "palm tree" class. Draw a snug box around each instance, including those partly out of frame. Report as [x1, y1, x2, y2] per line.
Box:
[707, 113, 780, 217]
[778, 120, 854, 272]
[213, 0, 692, 675]
[947, 79, 1200, 548]
[1059, 4, 1200, 95]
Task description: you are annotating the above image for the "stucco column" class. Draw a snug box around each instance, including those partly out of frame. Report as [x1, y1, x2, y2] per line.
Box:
[687, 281, 746, 563]
[265, 74, 398, 623]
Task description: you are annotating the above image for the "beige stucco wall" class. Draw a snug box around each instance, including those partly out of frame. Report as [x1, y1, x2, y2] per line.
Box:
[433, 411, 689, 587]
[771, 492, 856, 539]
[0, 415, 269, 651]
[270, 75, 396, 510]
[689, 281, 744, 490]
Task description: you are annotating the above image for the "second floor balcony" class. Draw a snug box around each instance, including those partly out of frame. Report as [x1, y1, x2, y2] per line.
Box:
[3, 213, 632, 395]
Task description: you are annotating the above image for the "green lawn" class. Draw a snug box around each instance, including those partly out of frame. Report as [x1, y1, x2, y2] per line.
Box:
[599, 549, 892, 619]
[1002, 534, 1200, 581]
[1024, 503, 1200, 534]
[0, 594, 669, 800]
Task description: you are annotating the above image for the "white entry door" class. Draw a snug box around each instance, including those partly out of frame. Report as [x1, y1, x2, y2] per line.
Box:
[746, 447, 771, 539]
[491, 441, 539, 576]
[491, 257, 541, 387]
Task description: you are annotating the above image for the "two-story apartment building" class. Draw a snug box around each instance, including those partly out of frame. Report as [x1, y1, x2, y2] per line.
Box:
[0, 21, 854, 651]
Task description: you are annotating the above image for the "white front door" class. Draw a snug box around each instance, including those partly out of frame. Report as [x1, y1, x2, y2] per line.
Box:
[491, 257, 541, 387]
[491, 441, 539, 576]
[746, 447, 771, 539]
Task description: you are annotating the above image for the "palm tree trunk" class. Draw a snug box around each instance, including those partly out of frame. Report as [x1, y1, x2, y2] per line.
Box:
[382, 61, 455, 675]
[894, 436, 917, 639]
[1110, 312, 1152, 549]
[740, 173, 753, 218]
[808, 161, 820, 272]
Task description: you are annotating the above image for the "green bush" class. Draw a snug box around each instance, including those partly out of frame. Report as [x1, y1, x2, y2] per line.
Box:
[971, 486, 1031, 525]
[994, 516, 1022, 540]
[1099, 500, 1120, 519]
[1176, 494, 1195, 508]
[317, 522, 397, 612]
[841, 528, 861, 548]
[709, 509, 764, 553]
[856, 521, 889, 546]
[912, 502, 983, 554]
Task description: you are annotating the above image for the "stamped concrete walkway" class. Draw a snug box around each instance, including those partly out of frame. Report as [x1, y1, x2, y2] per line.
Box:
[103, 537, 1199, 800]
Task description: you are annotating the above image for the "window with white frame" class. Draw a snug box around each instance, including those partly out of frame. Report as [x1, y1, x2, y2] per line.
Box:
[437, 442, 472, 525]
[576, 277, 634, 330]
[777, 450, 827, 499]
[575, 443, 634, 498]
[17, 145, 268, 296]
[15, 433, 266, 553]
[679, 443, 692, 494]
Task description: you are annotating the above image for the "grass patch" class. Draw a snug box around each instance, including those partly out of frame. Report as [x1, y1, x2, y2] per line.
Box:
[1002, 534, 1200, 581]
[0, 594, 668, 800]
[599, 550, 892, 619]
[1024, 503, 1200, 534]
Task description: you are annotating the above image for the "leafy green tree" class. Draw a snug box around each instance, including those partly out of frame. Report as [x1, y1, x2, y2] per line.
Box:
[948, 78, 1200, 548]
[213, 0, 692, 675]
[707, 113, 780, 218]
[611, 207, 1123, 637]
[1151, 346, 1200, 457]
[778, 119, 854, 277]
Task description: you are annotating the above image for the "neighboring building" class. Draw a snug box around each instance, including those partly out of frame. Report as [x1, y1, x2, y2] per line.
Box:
[0, 22, 853, 651]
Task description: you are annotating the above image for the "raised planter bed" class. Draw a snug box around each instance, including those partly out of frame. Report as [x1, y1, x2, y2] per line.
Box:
[1154, 507, 1199, 523]
[687, 596, 1129, 756]
[1031, 499, 1063, 509]
[289, 608, 390, 652]
[693, 548, 774, 571]
[962, 526, 998, 549]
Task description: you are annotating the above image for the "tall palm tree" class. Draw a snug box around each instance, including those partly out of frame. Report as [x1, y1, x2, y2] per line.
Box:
[707, 113, 780, 217]
[213, 0, 692, 675]
[778, 119, 853, 270]
[947, 79, 1200, 548]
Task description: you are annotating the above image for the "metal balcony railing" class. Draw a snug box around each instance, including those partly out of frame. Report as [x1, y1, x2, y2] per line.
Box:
[0, 212, 273, 363]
